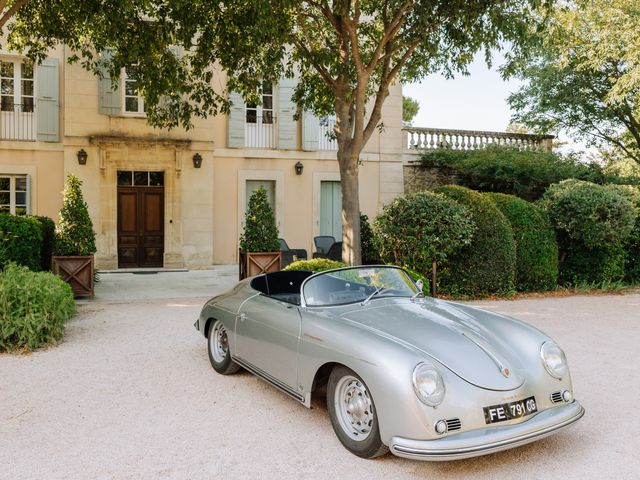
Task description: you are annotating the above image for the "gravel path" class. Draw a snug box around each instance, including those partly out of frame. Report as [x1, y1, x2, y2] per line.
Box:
[1, 292, 639, 479]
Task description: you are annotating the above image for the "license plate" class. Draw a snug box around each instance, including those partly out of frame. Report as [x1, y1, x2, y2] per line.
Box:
[483, 396, 537, 424]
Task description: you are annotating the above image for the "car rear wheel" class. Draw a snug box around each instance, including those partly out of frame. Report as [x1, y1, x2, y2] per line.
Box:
[207, 319, 240, 375]
[327, 365, 388, 459]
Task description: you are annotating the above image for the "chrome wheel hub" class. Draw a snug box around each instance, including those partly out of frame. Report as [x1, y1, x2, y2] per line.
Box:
[334, 375, 374, 441]
[210, 321, 228, 363]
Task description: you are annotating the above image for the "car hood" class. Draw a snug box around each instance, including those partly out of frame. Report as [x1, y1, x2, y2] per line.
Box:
[339, 299, 527, 391]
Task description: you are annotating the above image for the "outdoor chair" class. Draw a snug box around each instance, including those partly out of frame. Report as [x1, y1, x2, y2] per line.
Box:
[312, 241, 343, 262]
[314, 236, 335, 255]
[279, 238, 308, 268]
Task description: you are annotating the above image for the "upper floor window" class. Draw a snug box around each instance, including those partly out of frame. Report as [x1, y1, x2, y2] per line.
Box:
[245, 81, 275, 148]
[0, 174, 28, 215]
[123, 67, 145, 115]
[1, 59, 34, 114]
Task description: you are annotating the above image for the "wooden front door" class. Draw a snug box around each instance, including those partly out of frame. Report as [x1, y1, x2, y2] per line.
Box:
[117, 187, 164, 268]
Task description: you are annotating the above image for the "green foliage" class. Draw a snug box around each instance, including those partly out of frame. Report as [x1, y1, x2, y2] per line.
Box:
[33, 216, 55, 271]
[0, 263, 75, 352]
[435, 186, 516, 296]
[360, 213, 380, 265]
[486, 193, 558, 291]
[421, 146, 610, 201]
[0, 214, 43, 271]
[402, 96, 420, 126]
[374, 191, 475, 279]
[624, 195, 640, 284]
[54, 175, 96, 257]
[540, 180, 637, 249]
[507, 0, 640, 164]
[558, 241, 626, 286]
[283, 258, 347, 272]
[240, 187, 280, 252]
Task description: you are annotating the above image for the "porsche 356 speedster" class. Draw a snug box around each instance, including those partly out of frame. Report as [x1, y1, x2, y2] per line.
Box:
[194, 265, 584, 460]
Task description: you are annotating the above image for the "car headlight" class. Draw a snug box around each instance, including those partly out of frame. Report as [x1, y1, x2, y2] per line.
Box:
[540, 341, 568, 379]
[412, 362, 446, 407]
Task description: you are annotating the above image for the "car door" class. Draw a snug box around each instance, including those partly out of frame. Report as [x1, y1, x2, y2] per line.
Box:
[235, 295, 301, 391]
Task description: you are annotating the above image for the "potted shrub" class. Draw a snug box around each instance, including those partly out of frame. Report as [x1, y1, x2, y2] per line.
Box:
[52, 174, 97, 297]
[239, 187, 281, 280]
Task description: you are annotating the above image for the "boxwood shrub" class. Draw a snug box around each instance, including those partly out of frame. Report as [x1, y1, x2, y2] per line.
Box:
[0, 213, 43, 271]
[360, 213, 380, 265]
[540, 180, 638, 285]
[374, 191, 475, 287]
[435, 185, 516, 296]
[283, 258, 347, 272]
[486, 193, 558, 291]
[0, 263, 75, 352]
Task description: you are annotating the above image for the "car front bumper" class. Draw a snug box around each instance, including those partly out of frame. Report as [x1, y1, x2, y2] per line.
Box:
[389, 400, 584, 461]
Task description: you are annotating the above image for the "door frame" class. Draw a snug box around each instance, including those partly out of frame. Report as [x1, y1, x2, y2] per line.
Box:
[312, 171, 341, 239]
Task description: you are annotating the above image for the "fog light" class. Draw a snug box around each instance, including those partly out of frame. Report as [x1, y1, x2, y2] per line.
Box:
[562, 390, 573, 403]
[435, 420, 447, 435]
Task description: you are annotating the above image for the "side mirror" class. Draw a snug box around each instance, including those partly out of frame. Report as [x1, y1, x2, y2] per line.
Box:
[416, 279, 424, 292]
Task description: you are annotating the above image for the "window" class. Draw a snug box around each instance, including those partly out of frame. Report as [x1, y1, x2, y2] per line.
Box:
[0, 59, 34, 113]
[0, 174, 28, 215]
[245, 81, 275, 148]
[123, 67, 145, 115]
[117, 171, 164, 187]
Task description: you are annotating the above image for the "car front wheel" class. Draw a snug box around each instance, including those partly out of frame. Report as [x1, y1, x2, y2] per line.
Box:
[207, 319, 240, 375]
[327, 365, 388, 459]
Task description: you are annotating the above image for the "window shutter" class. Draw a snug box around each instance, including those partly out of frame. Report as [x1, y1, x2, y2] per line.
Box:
[36, 58, 59, 142]
[277, 77, 297, 150]
[25, 174, 31, 214]
[227, 91, 245, 148]
[98, 51, 121, 115]
[302, 111, 320, 151]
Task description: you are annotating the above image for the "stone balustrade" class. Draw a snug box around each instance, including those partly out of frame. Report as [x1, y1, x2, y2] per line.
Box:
[404, 127, 554, 152]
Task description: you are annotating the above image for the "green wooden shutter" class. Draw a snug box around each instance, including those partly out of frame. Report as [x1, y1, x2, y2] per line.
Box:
[36, 58, 59, 142]
[228, 91, 245, 148]
[98, 51, 121, 115]
[320, 181, 342, 239]
[277, 77, 297, 150]
[25, 174, 31, 214]
[302, 110, 320, 151]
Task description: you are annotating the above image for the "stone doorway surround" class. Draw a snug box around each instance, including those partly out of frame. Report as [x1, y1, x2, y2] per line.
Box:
[90, 135, 190, 270]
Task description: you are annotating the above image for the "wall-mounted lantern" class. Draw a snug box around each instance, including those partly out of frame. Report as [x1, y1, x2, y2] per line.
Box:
[294, 161, 304, 175]
[192, 153, 203, 168]
[77, 149, 88, 165]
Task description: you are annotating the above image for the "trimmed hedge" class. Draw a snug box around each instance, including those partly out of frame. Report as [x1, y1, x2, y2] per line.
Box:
[34, 216, 55, 271]
[420, 146, 618, 201]
[283, 258, 347, 272]
[240, 186, 280, 252]
[540, 180, 638, 285]
[374, 190, 475, 282]
[0, 263, 75, 352]
[486, 193, 558, 291]
[559, 241, 626, 286]
[435, 185, 516, 296]
[0, 213, 43, 271]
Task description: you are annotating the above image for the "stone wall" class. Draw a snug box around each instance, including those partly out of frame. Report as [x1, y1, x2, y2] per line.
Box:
[403, 163, 461, 193]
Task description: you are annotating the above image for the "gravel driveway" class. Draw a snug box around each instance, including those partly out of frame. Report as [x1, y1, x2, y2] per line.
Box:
[1, 285, 639, 479]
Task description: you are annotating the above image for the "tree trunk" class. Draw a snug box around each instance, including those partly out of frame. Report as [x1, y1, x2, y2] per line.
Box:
[338, 150, 362, 266]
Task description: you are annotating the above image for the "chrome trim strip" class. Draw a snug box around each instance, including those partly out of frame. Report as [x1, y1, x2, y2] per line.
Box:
[390, 402, 584, 461]
[232, 356, 305, 403]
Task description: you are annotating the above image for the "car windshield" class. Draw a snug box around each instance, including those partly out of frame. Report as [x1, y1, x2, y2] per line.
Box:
[302, 266, 419, 307]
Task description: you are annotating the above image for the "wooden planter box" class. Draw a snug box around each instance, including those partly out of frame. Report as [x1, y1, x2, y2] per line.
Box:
[52, 255, 94, 298]
[239, 250, 281, 280]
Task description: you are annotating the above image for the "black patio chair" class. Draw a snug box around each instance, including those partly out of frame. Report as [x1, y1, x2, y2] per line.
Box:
[313, 235, 335, 255]
[312, 241, 342, 261]
[279, 238, 308, 267]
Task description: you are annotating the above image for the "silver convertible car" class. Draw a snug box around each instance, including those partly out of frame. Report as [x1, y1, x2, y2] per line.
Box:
[194, 266, 584, 460]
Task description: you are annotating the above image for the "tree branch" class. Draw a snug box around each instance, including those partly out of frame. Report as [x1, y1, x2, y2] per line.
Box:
[0, 0, 30, 30]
